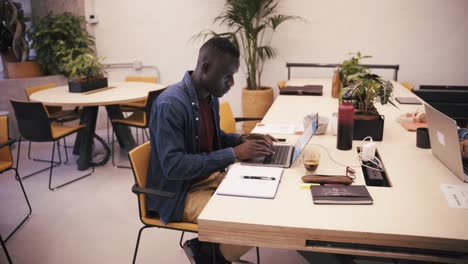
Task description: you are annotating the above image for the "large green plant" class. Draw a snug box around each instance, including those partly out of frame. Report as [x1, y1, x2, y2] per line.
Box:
[27, 12, 94, 76]
[0, 0, 29, 62]
[199, 0, 299, 90]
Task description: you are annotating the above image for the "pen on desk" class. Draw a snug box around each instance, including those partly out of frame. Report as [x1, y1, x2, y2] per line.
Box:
[243, 176, 276, 181]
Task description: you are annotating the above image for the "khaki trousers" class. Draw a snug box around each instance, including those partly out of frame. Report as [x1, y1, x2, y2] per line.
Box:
[181, 172, 252, 262]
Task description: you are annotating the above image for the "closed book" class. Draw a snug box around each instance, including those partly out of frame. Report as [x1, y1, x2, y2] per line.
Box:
[279, 85, 323, 96]
[310, 185, 373, 205]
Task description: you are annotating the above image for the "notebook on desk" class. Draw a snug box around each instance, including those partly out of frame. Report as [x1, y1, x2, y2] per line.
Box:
[216, 164, 284, 199]
[241, 113, 318, 168]
[425, 104, 468, 182]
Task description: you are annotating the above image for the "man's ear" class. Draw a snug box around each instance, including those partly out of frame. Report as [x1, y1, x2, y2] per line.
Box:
[201, 61, 210, 74]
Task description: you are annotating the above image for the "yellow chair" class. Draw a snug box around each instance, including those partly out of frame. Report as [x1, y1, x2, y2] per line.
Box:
[401, 82, 414, 91]
[25, 84, 81, 161]
[107, 76, 159, 144]
[111, 88, 166, 167]
[10, 100, 93, 190]
[122, 76, 158, 109]
[128, 141, 198, 263]
[277, 80, 287, 89]
[0, 115, 32, 244]
[129, 142, 261, 263]
[219, 102, 262, 134]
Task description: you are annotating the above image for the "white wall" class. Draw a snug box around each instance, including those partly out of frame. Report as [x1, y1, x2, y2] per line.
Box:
[86, 0, 468, 117]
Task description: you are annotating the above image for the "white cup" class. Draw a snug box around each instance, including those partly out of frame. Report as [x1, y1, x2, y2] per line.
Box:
[331, 112, 338, 136]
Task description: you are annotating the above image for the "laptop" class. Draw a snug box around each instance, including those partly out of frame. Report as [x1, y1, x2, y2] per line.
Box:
[242, 113, 318, 168]
[424, 104, 468, 182]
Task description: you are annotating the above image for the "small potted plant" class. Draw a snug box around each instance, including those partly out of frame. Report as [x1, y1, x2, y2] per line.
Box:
[343, 72, 394, 141]
[64, 53, 108, 93]
[0, 0, 42, 78]
[338, 52, 371, 88]
[196, 0, 301, 132]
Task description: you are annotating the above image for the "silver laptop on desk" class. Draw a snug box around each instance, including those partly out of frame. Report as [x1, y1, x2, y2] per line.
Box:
[424, 104, 468, 182]
[241, 114, 318, 168]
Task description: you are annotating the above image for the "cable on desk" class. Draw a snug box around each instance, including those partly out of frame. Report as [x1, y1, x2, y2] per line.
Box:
[309, 143, 361, 168]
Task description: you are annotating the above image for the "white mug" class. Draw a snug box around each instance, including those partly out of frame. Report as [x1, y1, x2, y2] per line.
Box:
[331, 112, 338, 136]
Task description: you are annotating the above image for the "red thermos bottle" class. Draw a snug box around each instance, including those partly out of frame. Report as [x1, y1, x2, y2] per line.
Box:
[337, 96, 354, 150]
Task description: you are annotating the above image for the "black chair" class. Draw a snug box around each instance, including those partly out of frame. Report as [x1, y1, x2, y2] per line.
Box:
[1, 234, 13, 264]
[10, 100, 94, 191]
[0, 115, 32, 247]
[110, 88, 166, 168]
[25, 83, 81, 162]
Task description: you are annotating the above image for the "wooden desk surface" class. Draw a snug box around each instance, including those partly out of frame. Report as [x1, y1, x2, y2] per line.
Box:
[198, 79, 468, 262]
[29, 82, 166, 107]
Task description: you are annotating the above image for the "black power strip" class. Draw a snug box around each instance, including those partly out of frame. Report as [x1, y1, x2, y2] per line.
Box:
[363, 164, 384, 186]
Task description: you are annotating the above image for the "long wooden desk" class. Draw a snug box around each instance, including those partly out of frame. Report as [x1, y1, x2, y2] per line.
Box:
[198, 79, 468, 263]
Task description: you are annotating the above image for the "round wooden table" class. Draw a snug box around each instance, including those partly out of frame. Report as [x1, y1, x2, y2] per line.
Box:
[30, 82, 166, 170]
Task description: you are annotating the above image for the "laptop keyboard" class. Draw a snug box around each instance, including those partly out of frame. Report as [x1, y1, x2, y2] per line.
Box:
[464, 160, 468, 175]
[263, 145, 290, 165]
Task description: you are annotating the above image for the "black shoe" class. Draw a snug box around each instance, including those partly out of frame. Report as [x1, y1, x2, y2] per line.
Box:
[183, 238, 231, 264]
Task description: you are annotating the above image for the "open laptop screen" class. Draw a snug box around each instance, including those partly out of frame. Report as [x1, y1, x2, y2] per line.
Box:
[292, 114, 318, 162]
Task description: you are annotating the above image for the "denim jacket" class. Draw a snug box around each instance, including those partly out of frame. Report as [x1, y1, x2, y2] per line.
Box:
[146, 71, 240, 223]
[459, 128, 468, 140]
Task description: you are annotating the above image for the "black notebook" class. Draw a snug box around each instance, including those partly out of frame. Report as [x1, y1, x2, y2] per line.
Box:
[395, 97, 422, 105]
[310, 185, 373, 205]
[279, 85, 323, 96]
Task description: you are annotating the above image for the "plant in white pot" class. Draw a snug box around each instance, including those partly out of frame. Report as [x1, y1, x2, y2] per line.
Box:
[198, 0, 300, 132]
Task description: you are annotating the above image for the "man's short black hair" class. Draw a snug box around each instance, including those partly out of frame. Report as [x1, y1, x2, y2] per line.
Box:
[200, 37, 240, 59]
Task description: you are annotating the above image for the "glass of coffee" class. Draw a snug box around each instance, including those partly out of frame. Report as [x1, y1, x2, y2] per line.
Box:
[303, 151, 320, 174]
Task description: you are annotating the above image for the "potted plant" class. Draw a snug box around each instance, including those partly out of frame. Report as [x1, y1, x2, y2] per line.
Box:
[64, 53, 107, 93]
[338, 52, 371, 88]
[343, 72, 394, 141]
[27, 12, 94, 76]
[0, 0, 42, 78]
[198, 0, 300, 132]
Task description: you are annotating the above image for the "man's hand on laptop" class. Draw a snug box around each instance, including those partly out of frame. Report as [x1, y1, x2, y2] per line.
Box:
[460, 140, 468, 160]
[234, 139, 274, 160]
[243, 133, 277, 145]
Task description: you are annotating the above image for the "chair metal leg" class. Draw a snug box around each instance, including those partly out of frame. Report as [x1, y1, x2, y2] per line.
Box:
[111, 130, 116, 166]
[112, 130, 131, 169]
[144, 129, 150, 142]
[0, 234, 13, 264]
[179, 231, 185, 249]
[212, 243, 217, 264]
[4, 168, 32, 242]
[16, 137, 60, 180]
[48, 141, 95, 191]
[62, 137, 70, 164]
[135, 127, 139, 145]
[27, 140, 32, 160]
[132, 226, 150, 264]
[256, 247, 260, 264]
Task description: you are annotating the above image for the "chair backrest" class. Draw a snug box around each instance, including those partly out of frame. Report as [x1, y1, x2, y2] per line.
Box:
[25, 83, 62, 114]
[0, 116, 13, 166]
[277, 80, 287, 89]
[10, 100, 53, 142]
[145, 88, 166, 119]
[401, 82, 414, 91]
[219, 102, 236, 134]
[128, 141, 151, 218]
[125, 76, 158, 83]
